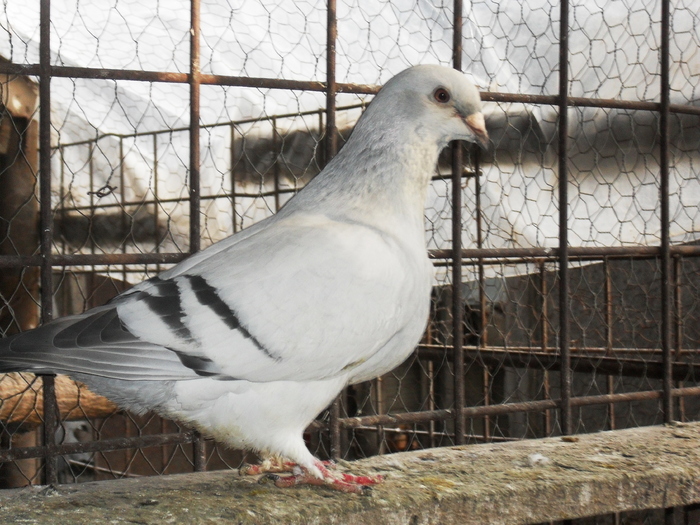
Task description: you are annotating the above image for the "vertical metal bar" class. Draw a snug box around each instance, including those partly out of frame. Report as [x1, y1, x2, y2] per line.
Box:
[674, 257, 685, 421]
[152, 135, 160, 253]
[39, 2, 53, 325]
[558, 0, 572, 436]
[318, 110, 324, 167]
[272, 117, 281, 212]
[120, 137, 128, 317]
[540, 262, 552, 436]
[375, 376, 385, 454]
[189, 0, 205, 471]
[189, 0, 201, 255]
[451, 0, 466, 446]
[604, 258, 616, 430]
[119, 137, 127, 254]
[659, 0, 673, 424]
[325, 0, 338, 162]
[428, 359, 436, 447]
[230, 124, 238, 233]
[39, 0, 58, 486]
[474, 151, 490, 441]
[326, 0, 342, 461]
[88, 143, 95, 255]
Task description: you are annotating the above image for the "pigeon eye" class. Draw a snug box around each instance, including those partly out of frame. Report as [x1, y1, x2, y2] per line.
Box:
[433, 87, 450, 103]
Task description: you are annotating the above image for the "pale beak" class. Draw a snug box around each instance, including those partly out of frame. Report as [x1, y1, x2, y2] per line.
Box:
[464, 112, 489, 149]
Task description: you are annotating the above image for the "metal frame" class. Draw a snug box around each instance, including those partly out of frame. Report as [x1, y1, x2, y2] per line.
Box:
[0, 4, 696, 515]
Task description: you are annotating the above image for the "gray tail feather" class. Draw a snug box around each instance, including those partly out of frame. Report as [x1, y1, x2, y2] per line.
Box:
[0, 307, 211, 381]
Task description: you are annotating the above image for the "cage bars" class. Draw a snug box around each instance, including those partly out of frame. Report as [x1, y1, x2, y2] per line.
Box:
[0, 0, 691, 489]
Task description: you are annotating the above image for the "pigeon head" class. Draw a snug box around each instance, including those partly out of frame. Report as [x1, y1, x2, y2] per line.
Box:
[369, 64, 489, 149]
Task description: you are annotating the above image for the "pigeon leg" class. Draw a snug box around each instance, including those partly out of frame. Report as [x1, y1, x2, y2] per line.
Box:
[258, 460, 382, 495]
[239, 457, 336, 476]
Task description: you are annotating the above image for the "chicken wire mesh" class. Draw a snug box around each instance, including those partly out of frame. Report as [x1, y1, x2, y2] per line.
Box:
[0, 0, 699, 521]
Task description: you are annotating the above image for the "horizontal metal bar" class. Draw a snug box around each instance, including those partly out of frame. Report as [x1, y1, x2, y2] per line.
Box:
[420, 343, 699, 356]
[429, 346, 700, 382]
[430, 245, 700, 261]
[53, 103, 368, 146]
[482, 92, 700, 116]
[338, 385, 700, 428]
[0, 252, 186, 269]
[2, 244, 699, 270]
[0, 432, 196, 462]
[58, 192, 293, 214]
[0, 62, 377, 94]
[4, 61, 699, 115]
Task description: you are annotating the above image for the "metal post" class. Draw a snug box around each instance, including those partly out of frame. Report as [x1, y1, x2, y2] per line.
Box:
[189, 0, 201, 255]
[272, 117, 281, 212]
[325, 0, 338, 162]
[558, 0, 572, 436]
[451, 0, 466, 446]
[659, 0, 673, 425]
[189, 0, 206, 471]
[230, 124, 238, 233]
[540, 262, 552, 436]
[326, 0, 342, 461]
[39, 0, 59, 486]
[604, 258, 616, 430]
[474, 150, 490, 441]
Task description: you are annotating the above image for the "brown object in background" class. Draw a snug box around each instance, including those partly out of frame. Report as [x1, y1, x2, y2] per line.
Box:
[0, 373, 118, 427]
[0, 71, 41, 488]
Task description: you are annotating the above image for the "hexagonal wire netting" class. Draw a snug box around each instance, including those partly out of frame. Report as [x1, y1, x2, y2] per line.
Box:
[0, 0, 699, 522]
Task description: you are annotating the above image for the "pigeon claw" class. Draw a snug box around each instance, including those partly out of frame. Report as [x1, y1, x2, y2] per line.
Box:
[244, 459, 382, 494]
[258, 473, 281, 485]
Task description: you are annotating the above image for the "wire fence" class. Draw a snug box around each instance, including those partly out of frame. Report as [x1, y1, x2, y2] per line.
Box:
[0, 0, 699, 522]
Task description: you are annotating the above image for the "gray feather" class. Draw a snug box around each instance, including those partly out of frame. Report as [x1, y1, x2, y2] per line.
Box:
[0, 306, 225, 381]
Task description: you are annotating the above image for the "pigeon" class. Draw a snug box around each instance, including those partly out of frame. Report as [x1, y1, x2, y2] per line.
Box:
[0, 64, 488, 493]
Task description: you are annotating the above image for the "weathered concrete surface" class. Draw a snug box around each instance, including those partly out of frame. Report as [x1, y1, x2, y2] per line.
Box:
[1, 423, 699, 524]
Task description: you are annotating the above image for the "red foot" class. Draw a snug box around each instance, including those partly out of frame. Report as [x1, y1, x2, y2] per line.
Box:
[239, 459, 336, 476]
[243, 459, 383, 495]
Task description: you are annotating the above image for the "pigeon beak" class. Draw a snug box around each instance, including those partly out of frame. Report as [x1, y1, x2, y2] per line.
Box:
[463, 112, 489, 149]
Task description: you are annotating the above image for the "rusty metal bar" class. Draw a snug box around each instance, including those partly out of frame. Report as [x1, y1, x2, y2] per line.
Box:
[55, 188, 299, 214]
[38, 0, 59, 487]
[152, 134, 161, 254]
[326, 0, 341, 461]
[660, 0, 673, 425]
[0, 432, 198, 463]
[0, 253, 186, 268]
[604, 258, 616, 430]
[451, 0, 466, 446]
[189, 0, 205, 471]
[473, 149, 491, 440]
[230, 124, 238, 233]
[337, 385, 700, 429]
[675, 257, 686, 421]
[430, 245, 700, 261]
[325, 0, 338, 162]
[3, 244, 700, 270]
[53, 103, 366, 147]
[540, 262, 553, 436]
[189, 0, 201, 255]
[558, 0, 572, 436]
[417, 345, 700, 381]
[272, 118, 281, 211]
[3, 61, 700, 116]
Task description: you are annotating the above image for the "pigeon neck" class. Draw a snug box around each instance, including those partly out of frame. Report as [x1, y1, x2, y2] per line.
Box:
[296, 119, 442, 237]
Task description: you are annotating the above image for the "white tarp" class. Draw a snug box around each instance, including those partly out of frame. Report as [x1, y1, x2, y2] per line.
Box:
[1, 1, 698, 274]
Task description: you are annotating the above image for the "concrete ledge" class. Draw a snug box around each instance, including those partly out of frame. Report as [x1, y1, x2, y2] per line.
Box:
[1, 423, 699, 524]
